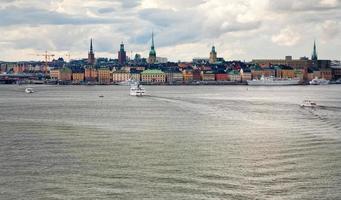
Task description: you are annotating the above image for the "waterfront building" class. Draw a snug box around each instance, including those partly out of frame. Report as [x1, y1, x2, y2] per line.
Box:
[98, 67, 111, 84]
[148, 32, 157, 64]
[241, 69, 252, 82]
[58, 67, 72, 82]
[165, 70, 183, 84]
[84, 67, 98, 82]
[72, 72, 84, 84]
[209, 46, 217, 64]
[13, 64, 24, 74]
[141, 69, 165, 83]
[118, 42, 127, 65]
[215, 73, 228, 81]
[331, 61, 341, 80]
[228, 70, 241, 82]
[321, 68, 332, 80]
[112, 70, 130, 83]
[88, 38, 96, 65]
[201, 71, 215, 81]
[50, 69, 59, 79]
[193, 69, 202, 81]
[183, 69, 193, 82]
[130, 71, 141, 82]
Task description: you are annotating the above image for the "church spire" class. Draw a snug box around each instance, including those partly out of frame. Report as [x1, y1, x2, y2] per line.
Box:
[151, 31, 155, 50]
[312, 40, 318, 61]
[90, 38, 93, 53]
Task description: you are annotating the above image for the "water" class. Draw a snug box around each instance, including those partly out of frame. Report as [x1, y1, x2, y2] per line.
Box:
[0, 85, 341, 199]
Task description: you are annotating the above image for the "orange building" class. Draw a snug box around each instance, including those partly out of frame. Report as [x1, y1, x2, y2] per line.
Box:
[182, 70, 193, 82]
[58, 67, 72, 81]
[72, 73, 84, 84]
[85, 68, 98, 82]
[98, 67, 111, 84]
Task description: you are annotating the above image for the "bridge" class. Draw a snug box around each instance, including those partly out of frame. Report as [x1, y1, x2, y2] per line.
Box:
[0, 73, 46, 84]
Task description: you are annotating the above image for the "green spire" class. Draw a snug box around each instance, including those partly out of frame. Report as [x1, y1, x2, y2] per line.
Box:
[149, 31, 156, 56]
[312, 40, 318, 61]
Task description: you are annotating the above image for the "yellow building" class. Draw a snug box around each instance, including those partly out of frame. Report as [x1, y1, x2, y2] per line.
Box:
[112, 70, 130, 83]
[72, 73, 84, 84]
[98, 67, 111, 84]
[141, 69, 165, 83]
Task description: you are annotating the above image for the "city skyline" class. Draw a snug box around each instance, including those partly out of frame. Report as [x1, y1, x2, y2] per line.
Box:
[0, 0, 341, 62]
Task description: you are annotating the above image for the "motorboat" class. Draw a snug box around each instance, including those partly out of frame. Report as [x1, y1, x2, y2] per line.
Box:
[309, 77, 330, 85]
[130, 83, 145, 96]
[25, 88, 34, 94]
[300, 100, 318, 108]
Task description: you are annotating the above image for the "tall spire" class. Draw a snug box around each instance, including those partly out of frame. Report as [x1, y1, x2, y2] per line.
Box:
[151, 31, 155, 49]
[90, 38, 93, 53]
[312, 40, 318, 61]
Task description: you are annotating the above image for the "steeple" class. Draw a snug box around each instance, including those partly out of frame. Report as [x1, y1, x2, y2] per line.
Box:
[311, 40, 318, 61]
[88, 38, 95, 65]
[148, 31, 156, 64]
[90, 38, 93, 53]
[151, 32, 155, 49]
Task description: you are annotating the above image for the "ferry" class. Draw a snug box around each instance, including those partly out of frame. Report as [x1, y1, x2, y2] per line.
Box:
[300, 100, 318, 108]
[130, 83, 145, 96]
[309, 77, 330, 85]
[25, 88, 34, 94]
[118, 79, 138, 86]
[247, 75, 301, 86]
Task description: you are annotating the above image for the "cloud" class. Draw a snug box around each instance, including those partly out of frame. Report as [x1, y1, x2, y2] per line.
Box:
[272, 27, 301, 46]
[0, 0, 341, 61]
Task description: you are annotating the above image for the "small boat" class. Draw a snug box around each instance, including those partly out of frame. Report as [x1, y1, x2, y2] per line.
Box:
[309, 77, 330, 85]
[130, 83, 145, 96]
[300, 100, 318, 108]
[99, 95, 104, 98]
[25, 88, 34, 94]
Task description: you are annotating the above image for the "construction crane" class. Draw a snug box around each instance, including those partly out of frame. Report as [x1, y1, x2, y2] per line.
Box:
[34, 51, 55, 74]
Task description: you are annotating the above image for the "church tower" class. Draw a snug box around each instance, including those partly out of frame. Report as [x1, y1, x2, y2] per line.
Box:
[148, 32, 157, 64]
[88, 38, 95, 65]
[209, 46, 217, 64]
[118, 42, 127, 65]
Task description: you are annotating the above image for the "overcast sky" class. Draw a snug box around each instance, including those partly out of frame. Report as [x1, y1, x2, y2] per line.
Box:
[0, 0, 340, 62]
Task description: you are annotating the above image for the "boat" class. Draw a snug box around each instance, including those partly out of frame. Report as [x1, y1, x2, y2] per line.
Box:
[130, 83, 145, 96]
[309, 77, 330, 85]
[118, 79, 138, 86]
[99, 95, 104, 98]
[247, 75, 301, 86]
[300, 100, 318, 108]
[25, 88, 34, 94]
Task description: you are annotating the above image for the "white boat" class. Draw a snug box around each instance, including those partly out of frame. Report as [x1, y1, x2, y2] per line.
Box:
[118, 79, 138, 86]
[309, 77, 330, 85]
[130, 83, 145, 96]
[25, 88, 34, 94]
[247, 75, 301, 86]
[300, 100, 318, 108]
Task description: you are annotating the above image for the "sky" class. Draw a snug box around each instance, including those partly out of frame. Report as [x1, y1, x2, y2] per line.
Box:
[0, 0, 340, 62]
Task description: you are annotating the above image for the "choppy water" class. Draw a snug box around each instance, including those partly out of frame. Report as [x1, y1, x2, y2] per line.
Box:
[0, 85, 341, 199]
